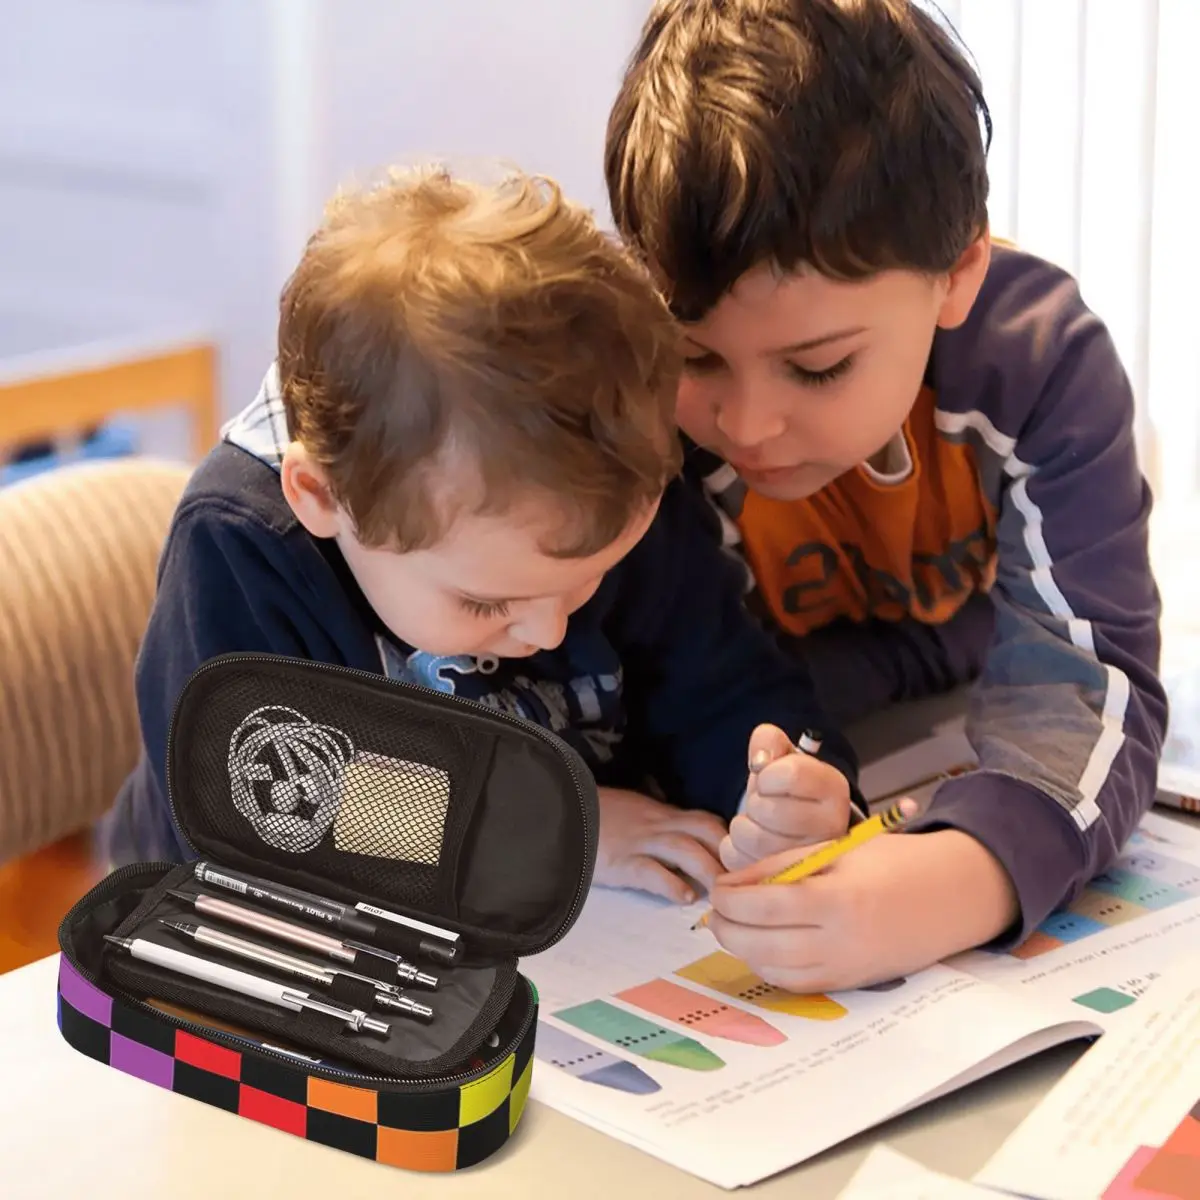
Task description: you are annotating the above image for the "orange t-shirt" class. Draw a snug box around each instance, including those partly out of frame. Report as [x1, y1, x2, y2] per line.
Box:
[734, 386, 998, 636]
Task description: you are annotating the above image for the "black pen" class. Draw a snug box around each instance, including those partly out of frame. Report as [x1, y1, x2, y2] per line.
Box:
[353, 902, 460, 965]
[193, 861, 461, 964]
[193, 861, 378, 939]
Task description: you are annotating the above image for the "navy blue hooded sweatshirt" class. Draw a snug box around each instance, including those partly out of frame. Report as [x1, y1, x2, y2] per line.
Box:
[101, 370, 856, 863]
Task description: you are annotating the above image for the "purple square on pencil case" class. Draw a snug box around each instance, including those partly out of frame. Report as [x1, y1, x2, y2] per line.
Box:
[58, 957, 114, 1027]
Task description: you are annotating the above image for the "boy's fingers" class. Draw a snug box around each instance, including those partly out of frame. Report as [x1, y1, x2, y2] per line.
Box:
[647, 833, 723, 893]
[746, 723, 797, 774]
[718, 834, 755, 873]
[662, 809, 728, 854]
[716, 839, 830, 888]
[742, 786, 850, 841]
[612, 856, 697, 905]
[726, 812, 814, 864]
[710, 876, 829, 928]
[707, 914, 823, 970]
[753, 754, 844, 802]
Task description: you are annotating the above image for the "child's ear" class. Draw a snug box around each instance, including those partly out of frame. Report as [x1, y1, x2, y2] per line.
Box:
[280, 442, 341, 538]
[935, 230, 991, 330]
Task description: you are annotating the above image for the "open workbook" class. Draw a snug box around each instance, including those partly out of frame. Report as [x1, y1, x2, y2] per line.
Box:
[976, 958, 1200, 1200]
[524, 731, 1200, 1190]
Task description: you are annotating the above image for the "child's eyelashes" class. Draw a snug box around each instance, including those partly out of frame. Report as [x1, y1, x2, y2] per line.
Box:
[459, 597, 511, 619]
[786, 355, 854, 387]
[681, 352, 724, 375]
[682, 352, 855, 387]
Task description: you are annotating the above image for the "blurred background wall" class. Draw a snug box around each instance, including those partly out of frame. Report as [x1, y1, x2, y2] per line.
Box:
[0, 0, 650, 440]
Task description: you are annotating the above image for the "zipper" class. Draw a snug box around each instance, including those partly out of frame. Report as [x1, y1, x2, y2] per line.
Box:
[165, 652, 597, 953]
[119, 981, 535, 1090]
[59, 865, 536, 1090]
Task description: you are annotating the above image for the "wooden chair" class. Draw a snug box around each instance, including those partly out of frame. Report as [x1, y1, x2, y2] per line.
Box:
[0, 337, 218, 463]
[0, 459, 192, 971]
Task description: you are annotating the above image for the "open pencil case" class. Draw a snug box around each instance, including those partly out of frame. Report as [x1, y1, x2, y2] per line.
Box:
[57, 652, 598, 1172]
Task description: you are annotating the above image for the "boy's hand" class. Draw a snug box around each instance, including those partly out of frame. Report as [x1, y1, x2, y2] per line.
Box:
[719, 724, 853, 873]
[596, 787, 726, 904]
[707, 826, 1020, 992]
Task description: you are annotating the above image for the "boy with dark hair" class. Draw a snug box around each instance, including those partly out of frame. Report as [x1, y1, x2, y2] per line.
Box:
[606, 0, 1166, 989]
[103, 166, 862, 906]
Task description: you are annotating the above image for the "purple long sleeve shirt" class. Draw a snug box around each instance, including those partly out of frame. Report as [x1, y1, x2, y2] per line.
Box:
[686, 242, 1168, 945]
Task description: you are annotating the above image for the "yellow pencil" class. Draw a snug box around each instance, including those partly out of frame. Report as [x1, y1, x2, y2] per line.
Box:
[692, 799, 917, 931]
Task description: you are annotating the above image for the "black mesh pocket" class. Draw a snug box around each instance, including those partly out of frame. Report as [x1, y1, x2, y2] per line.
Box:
[169, 658, 497, 916]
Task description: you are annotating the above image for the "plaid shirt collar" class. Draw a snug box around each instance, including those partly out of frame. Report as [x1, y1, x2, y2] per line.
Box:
[222, 362, 289, 470]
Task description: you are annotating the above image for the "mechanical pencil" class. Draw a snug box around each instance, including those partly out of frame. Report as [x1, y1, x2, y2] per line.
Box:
[166, 888, 439, 990]
[103, 933, 391, 1035]
[159, 920, 435, 1023]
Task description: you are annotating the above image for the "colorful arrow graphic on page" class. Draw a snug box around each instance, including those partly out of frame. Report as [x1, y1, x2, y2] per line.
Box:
[553, 1000, 725, 1071]
[615, 978, 785, 1046]
[675, 951, 848, 1020]
[535, 1021, 661, 1095]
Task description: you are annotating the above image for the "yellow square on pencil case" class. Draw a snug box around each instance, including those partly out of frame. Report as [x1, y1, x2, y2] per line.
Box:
[333, 751, 450, 865]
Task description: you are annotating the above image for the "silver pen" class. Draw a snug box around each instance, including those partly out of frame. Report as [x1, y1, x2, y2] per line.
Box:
[192, 860, 462, 965]
[159, 920, 435, 1024]
[166, 888, 439, 990]
[102, 934, 391, 1035]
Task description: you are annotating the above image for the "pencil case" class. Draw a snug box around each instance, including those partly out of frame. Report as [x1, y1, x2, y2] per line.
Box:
[56, 652, 598, 1171]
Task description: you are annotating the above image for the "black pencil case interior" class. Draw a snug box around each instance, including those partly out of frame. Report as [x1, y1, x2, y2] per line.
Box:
[57, 652, 598, 1172]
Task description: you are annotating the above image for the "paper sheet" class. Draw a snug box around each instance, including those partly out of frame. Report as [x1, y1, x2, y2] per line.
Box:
[950, 812, 1200, 1029]
[525, 890, 1093, 1190]
[859, 726, 1200, 1029]
[859, 724, 1200, 1027]
[836, 1147, 1001, 1198]
[976, 959, 1200, 1200]
[524, 725, 1200, 1188]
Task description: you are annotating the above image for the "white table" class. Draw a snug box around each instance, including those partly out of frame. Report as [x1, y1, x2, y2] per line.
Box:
[3, 953, 1079, 1198]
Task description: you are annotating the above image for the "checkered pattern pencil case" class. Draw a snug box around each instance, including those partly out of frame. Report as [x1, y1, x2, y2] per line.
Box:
[57, 652, 598, 1171]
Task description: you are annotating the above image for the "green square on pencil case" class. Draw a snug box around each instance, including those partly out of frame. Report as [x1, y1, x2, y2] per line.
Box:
[57, 652, 598, 1172]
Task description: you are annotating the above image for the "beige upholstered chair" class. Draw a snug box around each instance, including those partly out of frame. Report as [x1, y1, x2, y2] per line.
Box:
[0, 459, 190, 863]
